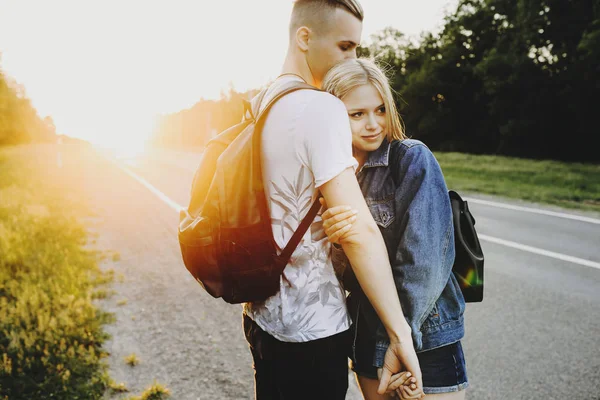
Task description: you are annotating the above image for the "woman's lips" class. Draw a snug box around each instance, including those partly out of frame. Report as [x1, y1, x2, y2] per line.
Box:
[362, 132, 381, 141]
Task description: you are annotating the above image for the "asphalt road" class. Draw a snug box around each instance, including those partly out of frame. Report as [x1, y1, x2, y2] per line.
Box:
[92, 146, 600, 400]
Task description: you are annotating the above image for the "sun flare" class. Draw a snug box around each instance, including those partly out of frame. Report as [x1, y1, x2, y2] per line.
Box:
[0, 1, 455, 150]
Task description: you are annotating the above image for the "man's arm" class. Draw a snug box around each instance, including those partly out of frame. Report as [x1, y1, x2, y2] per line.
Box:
[320, 167, 422, 395]
[320, 167, 410, 341]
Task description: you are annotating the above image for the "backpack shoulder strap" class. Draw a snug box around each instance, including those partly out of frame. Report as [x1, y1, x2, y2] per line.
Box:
[250, 80, 321, 268]
[254, 81, 319, 123]
[277, 193, 322, 267]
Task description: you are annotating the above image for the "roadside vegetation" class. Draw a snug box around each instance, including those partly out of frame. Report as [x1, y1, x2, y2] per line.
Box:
[0, 145, 113, 399]
[436, 152, 600, 213]
[125, 381, 171, 400]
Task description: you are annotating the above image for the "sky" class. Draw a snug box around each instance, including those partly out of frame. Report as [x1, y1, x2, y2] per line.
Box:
[0, 0, 457, 149]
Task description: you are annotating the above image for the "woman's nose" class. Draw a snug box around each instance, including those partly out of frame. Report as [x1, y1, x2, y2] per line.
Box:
[366, 114, 378, 130]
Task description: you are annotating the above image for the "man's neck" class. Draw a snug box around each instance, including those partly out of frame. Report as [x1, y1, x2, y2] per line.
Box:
[281, 51, 318, 88]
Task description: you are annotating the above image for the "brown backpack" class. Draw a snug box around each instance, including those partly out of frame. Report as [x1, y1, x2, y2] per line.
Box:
[178, 80, 322, 304]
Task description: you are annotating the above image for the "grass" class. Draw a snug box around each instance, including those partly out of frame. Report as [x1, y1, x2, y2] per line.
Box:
[108, 380, 129, 393]
[0, 145, 113, 399]
[435, 152, 600, 213]
[125, 381, 171, 400]
[124, 353, 140, 367]
[91, 289, 116, 300]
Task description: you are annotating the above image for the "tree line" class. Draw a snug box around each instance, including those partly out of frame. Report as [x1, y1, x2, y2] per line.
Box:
[359, 0, 599, 162]
[153, 0, 598, 163]
[0, 58, 56, 146]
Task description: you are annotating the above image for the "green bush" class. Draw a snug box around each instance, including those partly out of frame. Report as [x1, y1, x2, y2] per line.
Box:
[0, 147, 113, 399]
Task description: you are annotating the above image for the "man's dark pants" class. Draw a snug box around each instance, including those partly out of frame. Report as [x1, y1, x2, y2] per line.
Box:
[243, 314, 350, 400]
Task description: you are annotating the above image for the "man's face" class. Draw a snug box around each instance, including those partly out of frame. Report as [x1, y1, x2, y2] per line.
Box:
[306, 8, 362, 87]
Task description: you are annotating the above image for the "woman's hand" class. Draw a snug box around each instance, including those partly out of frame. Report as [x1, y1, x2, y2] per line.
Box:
[396, 384, 425, 399]
[319, 197, 357, 244]
[377, 369, 419, 397]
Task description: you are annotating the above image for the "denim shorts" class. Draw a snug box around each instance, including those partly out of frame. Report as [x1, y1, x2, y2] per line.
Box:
[351, 336, 469, 395]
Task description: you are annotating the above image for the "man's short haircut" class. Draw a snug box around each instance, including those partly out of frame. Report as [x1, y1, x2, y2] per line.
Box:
[290, 0, 364, 37]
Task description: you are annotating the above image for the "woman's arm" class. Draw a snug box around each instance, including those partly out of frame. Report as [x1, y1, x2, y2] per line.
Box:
[383, 143, 456, 348]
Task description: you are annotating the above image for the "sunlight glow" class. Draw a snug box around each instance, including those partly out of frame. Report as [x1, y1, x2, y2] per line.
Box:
[0, 0, 456, 153]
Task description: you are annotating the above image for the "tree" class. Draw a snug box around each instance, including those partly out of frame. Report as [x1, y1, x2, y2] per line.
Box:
[358, 0, 598, 161]
[1, 56, 56, 146]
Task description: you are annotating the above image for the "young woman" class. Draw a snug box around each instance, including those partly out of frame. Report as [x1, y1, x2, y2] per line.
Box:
[320, 58, 468, 400]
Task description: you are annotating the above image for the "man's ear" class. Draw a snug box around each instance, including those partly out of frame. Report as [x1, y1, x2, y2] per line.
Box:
[295, 26, 311, 52]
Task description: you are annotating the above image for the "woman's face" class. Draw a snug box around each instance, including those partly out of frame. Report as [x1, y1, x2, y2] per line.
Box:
[342, 83, 387, 154]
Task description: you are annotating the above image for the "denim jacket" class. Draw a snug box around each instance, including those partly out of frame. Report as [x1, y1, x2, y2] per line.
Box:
[332, 139, 465, 357]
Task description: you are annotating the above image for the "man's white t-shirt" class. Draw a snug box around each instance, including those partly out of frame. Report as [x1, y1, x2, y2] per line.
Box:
[243, 76, 358, 343]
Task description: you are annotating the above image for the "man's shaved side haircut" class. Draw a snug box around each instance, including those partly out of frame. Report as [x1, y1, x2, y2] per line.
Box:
[290, 0, 364, 37]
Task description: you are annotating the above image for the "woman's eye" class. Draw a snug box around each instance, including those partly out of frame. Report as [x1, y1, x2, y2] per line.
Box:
[350, 112, 363, 118]
[340, 46, 350, 52]
[377, 107, 386, 114]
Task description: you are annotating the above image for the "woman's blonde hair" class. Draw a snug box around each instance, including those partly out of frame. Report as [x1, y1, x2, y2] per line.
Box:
[322, 58, 406, 142]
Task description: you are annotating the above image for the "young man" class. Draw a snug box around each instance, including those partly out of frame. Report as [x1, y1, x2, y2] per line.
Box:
[242, 1, 424, 399]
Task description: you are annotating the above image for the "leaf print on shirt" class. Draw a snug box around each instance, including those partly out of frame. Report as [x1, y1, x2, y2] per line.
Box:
[320, 281, 343, 306]
[305, 290, 320, 307]
[247, 155, 351, 343]
[269, 165, 314, 241]
[284, 309, 328, 341]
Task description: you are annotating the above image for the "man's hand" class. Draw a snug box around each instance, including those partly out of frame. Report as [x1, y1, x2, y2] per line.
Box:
[377, 341, 424, 398]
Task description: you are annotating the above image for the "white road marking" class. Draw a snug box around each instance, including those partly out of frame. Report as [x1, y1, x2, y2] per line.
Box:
[113, 158, 600, 271]
[464, 197, 600, 225]
[116, 162, 183, 213]
[479, 234, 600, 270]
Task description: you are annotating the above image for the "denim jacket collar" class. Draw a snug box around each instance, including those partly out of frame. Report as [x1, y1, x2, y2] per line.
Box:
[362, 140, 392, 169]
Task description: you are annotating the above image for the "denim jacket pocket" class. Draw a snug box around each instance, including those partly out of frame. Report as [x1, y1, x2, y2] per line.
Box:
[421, 303, 441, 331]
[367, 196, 396, 228]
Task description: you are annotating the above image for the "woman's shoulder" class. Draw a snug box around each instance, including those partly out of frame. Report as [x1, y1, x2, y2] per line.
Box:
[390, 138, 434, 161]
[388, 139, 447, 185]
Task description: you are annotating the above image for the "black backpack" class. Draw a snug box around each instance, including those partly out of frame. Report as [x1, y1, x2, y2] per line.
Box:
[448, 190, 484, 302]
[178, 81, 322, 304]
[390, 141, 484, 302]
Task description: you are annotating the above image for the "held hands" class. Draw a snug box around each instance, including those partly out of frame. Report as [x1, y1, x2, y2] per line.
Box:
[378, 341, 425, 399]
[377, 369, 424, 399]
